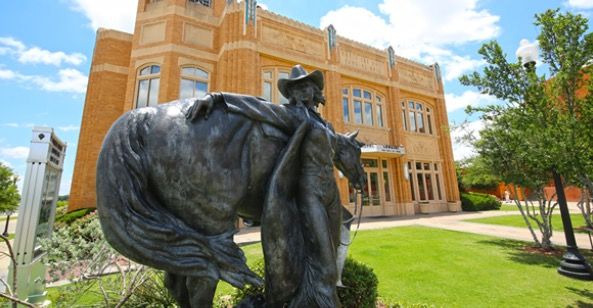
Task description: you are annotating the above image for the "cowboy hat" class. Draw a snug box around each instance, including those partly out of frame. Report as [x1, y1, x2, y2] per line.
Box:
[277, 65, 324, 99]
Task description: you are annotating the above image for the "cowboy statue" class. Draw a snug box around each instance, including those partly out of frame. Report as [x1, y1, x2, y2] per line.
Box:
[96, 64, 365, 308]
[187, 65, 360, 307]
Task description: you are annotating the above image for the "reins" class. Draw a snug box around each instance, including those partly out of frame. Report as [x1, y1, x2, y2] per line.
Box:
[341, 188, 364, 246]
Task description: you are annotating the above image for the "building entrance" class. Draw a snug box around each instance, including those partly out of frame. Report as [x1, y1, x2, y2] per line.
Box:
[359, 158, 394, 216]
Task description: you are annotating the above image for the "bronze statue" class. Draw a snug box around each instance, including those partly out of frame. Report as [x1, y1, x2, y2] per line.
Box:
[96, 65, 365, 307]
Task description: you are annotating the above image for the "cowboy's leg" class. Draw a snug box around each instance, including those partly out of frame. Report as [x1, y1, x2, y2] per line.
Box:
[292, 190, 340, 307]
[164, 272, 191, 308]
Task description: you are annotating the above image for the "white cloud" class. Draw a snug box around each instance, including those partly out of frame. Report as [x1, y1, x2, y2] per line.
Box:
[1, 123, 19, 128]
[30, 69, 88, 94]
[567, 0, 593, 9]
[18, 47, 86, 66]
[0, 37, 25, 51]
[0, 37, 87, 67]
[69, 0, 138, 33]
[320, 0, 499, 81]
[450, 119, 485, 160]
[445, 90, 498, 112]
[0, 146, 29, 159]
[0, 68, 16, 80]
[0, 68, 88, 94]
[58, 125, 80, 132]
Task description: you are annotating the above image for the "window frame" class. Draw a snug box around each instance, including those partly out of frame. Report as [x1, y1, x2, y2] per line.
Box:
[408, 160, 445, 202]
[401, 99, 435, 135]
[262, 67, 291, 104]
[135, 64, 161, 108]
[179, 66, 210, 100]
[342, 86, 386, 128]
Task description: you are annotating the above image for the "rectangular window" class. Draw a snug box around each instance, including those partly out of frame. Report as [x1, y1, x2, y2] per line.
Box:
[354, 100, 363, 124]
[148, 79, 160, 106]
[409, 111, 416, 132]
[195, 81, 207, 99]
[417, 112, 425, 133]
[179, 79, 194, 99]
[402, 110, 407, 130]
[363, 90, 372, 100]
[364, 102, 373, 125]
[377, 105, 384, 127]
[427, 114, 433, 134]
[383, 171, 391, 202]
[382, 160, 388, 168]
[342, 88, 349, 95]
[435, 174, 443, 200]
[262, 81, 272, 101]
[353, 88, 362, 97]
[137, 79, 149, 107]
[416, 162, 422, 170]
[342, 97, 350, 122]
[410, 171, 415, 201]
[417, 173, 426, 201]
[425, 173, 434, 200]
[370, 172, 380, 205]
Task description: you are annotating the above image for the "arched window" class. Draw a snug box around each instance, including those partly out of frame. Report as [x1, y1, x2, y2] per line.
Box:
[136, 65, 160, 108]
[401, 100, 434, 134]
[179, 67, 209, 99]
[262, 68, 290, 104]
[342, 86, 385, 127]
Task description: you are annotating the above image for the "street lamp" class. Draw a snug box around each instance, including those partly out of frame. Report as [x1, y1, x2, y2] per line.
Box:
[517, 39, 593, 280]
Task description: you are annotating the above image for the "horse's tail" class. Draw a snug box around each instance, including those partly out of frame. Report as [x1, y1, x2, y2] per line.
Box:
[96, 110, 262, 288]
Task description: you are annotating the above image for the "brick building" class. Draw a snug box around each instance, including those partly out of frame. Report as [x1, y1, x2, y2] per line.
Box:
[69, 0, 461, 216]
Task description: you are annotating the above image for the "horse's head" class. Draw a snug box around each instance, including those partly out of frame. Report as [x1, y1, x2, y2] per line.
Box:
[333, 131, 366, 190]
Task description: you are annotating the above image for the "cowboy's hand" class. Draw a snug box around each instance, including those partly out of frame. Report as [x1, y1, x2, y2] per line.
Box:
[186, 94, 215, 122]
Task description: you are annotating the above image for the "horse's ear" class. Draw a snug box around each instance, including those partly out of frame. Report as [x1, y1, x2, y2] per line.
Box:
[347, 130, 359, 140]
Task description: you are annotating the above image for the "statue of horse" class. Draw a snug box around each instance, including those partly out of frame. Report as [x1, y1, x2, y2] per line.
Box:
[96, 98, 366, 307]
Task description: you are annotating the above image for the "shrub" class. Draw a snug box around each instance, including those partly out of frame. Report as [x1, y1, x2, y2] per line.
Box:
[461, 192, 501, 211]
[217, 257, 378, 308]
[338, 257, 378, 308]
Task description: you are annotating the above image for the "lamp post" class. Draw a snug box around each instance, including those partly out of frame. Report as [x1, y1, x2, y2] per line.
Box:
[517, 40, 593, 280]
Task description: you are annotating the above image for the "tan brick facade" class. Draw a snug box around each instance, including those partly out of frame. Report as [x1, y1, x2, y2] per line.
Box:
[69, 0, 461, 215]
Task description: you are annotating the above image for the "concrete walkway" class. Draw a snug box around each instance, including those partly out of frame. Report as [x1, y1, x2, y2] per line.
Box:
[234, 209, 593, 249]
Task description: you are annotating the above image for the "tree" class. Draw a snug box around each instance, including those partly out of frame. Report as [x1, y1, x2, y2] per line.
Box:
[0, 162, 19, 215]
[457, 156, 501, 191]
[460, 9, 593, 249]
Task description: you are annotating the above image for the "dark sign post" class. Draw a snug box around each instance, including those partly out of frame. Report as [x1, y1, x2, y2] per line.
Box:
[9, 127, 66, 305]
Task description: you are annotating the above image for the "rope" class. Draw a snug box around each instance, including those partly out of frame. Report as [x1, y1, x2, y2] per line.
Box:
[340, 188, 364, 246]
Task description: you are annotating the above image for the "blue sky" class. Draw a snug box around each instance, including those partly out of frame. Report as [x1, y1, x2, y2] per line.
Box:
[1, 0, 593, 195]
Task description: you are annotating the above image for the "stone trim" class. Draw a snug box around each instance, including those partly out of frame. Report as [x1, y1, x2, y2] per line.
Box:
[91, 64, 130, 75]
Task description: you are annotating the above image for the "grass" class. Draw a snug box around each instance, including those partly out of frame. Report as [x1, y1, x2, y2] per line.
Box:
[466, 213, 590, 233]
[216, 227, 593, 307]
[498, 203, 520, 211]
[44, 227, 593, 307]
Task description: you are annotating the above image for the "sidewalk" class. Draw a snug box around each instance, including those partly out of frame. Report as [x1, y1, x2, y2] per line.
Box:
[234, 209, 593, 249]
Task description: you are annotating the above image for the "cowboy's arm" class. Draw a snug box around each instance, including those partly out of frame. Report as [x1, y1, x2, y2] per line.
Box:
[187, 92, 303, 132]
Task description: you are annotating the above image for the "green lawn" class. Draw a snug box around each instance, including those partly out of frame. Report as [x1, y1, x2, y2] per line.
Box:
[219, 227, 593, 307]
[466, 213, 590, 232]
[499, 203, 520, 211]
[45, 227, 593, 307]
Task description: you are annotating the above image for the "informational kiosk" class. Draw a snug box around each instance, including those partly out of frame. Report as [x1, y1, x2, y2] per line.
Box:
[10, 127, 66, 305]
